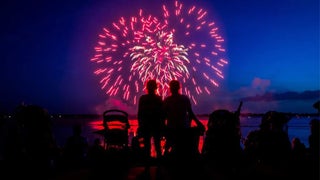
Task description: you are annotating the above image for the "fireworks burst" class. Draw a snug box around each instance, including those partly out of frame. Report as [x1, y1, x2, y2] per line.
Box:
[91, 1, 228, 105]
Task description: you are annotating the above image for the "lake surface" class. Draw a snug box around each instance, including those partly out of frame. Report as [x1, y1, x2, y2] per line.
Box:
[51, 115, 318, 151]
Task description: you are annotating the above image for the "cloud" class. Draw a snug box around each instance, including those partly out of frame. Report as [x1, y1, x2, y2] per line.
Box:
[192, 77, 273, 114]
[219, 77, 320, 113]
[232, 77, 273, 98]
[251, 77, 271, 90]
[94, 97, 137, 115]
[240, 90, 320, 102]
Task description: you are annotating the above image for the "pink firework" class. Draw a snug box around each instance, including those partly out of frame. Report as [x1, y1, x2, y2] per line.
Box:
[91, 1, 228, 105]
[130, 30, 190, 97]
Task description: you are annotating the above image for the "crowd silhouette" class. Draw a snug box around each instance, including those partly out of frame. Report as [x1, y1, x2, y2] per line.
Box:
[0, 81, 319, 180]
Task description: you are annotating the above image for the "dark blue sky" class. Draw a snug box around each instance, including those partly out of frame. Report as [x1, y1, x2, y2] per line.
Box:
[1, 0, 319, 115]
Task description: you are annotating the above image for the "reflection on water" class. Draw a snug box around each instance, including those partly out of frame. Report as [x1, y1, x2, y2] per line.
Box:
[52, 116, 316, 153]
[88, 119, 208, 154]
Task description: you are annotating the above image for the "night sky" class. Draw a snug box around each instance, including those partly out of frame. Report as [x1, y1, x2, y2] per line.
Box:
[1, 0, 319, 115]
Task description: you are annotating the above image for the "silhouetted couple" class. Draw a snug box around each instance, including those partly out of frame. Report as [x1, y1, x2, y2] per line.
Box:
[137, 79, 205, 164]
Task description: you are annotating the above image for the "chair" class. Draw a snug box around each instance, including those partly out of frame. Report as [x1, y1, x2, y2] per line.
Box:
[103, 109, 130, 150]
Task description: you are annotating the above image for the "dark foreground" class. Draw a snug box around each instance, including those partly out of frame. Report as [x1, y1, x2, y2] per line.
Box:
[1, 105, 319, 180]
[1, 147, 318, 180]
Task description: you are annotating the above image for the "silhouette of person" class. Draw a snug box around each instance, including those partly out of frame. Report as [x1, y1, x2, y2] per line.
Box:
[244, 111, 291, 179]
[159, 80, 206, 180]
[163, 80, 205, 157]
[202, 109, 243, 174]
[87, 138, 106, 178]
[63, 123, 89, 170]
[3, 104, 59, 178]
[292, 137, 306, 158]
[88, 138, 105, 166]
[137, 79, 165, 161]
[312, 100, 320, 112]
[308, 118, 319, 157]
[307, 118, 320, 180]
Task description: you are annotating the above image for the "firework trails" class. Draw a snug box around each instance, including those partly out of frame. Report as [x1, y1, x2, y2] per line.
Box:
[91, 1, 228, 105]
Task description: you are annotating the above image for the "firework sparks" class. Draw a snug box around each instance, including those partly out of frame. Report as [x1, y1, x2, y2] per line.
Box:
[91, 1, 228, 105]
[130, 30, 190, 97]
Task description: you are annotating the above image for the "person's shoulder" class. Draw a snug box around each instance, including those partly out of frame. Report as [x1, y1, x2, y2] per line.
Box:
[163, 95, 171, 100]
[140, 94, 148, 97]
[181, 94, 189, 98]
[247, 129, 260, 137]
[180, 94, 191, 101]
[163, 96, 172, 104]
[156, 95, 163, 102]
[139, 94, 148, 100]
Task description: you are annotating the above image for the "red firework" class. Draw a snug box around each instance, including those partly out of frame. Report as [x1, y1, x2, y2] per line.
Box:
[91, 1, 228, 105]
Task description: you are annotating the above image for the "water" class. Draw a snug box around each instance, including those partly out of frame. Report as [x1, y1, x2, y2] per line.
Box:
[51, 115, 318, 149]
[240, 116, 313, 148]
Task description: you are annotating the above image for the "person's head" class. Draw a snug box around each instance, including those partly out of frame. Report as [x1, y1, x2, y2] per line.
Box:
[146, 79, 157, 93]
[260, 111, 289, 131]
[93, 138, 101, 146]
[309, 118, 319, 134]
[73, 124, 82, 136]
[169, 80, 180, 94]
[14, 104, 51, 134]
[292, 137, 302, 148]
[208, 109, 239, 131]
